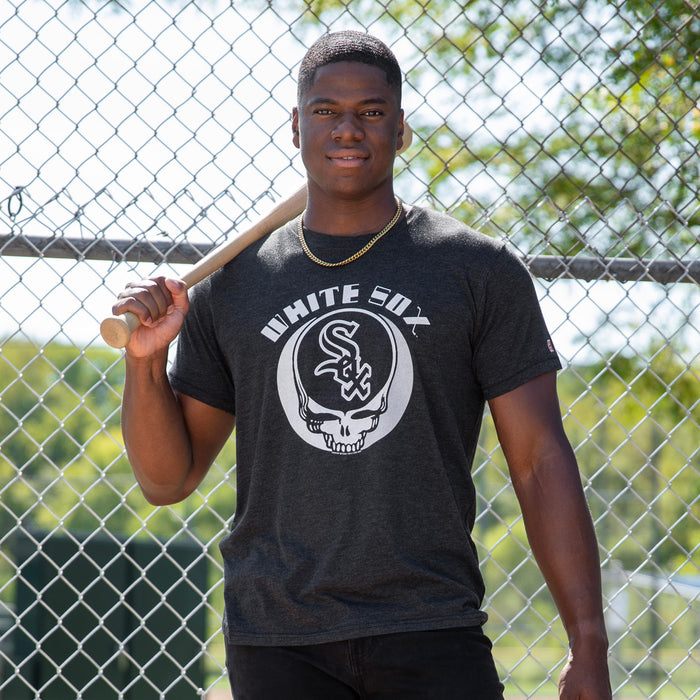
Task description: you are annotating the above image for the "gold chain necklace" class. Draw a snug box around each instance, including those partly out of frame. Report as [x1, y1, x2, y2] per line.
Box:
[298, 198, 403, 267]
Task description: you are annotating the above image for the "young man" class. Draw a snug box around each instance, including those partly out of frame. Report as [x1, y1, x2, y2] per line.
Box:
[113, 31, 611, 699]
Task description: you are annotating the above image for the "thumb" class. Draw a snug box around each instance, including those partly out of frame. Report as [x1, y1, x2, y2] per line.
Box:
[164, 278, 189, 310]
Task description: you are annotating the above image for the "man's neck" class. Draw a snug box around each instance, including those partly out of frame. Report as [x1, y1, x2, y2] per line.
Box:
[303, 185, 398, 237]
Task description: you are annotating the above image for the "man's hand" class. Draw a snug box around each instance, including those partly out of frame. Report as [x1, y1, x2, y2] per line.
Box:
[111, 276, 189, 357]
[558, 637, 612, 699]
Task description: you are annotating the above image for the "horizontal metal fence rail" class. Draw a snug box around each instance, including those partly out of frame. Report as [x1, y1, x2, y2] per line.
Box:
[2, 233, 699, 284]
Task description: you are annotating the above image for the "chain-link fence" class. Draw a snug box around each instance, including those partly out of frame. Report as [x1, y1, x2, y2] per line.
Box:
[1, 1, 698, 698]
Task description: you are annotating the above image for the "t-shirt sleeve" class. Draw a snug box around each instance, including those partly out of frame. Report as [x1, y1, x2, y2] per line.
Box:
[168, 279, 236, 415]
[473, 244, 562, 399]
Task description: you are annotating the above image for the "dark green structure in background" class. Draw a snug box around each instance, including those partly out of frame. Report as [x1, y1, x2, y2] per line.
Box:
[3, 531, 208, 699]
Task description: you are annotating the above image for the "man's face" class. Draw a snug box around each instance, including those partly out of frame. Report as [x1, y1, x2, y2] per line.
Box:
[292, 61, 404, 201]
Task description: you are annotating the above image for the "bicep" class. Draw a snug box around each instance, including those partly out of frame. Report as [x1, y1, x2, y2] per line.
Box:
[488, 371, 589, 546]
[487, 371, 574, 481]
[178, 392, 235, 495]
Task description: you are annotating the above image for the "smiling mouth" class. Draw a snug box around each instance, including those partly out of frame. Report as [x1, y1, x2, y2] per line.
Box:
[329, 154, 368, 166]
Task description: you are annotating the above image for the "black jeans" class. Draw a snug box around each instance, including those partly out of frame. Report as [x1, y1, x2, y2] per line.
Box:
[226, 626, 505, 699]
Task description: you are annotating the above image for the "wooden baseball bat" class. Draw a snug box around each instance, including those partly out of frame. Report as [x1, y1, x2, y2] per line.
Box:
[100, 123, 413, 348]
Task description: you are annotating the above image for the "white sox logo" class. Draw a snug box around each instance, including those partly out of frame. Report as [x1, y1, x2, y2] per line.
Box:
[315, 320, 371, 402]
[277, 308, 413, 454]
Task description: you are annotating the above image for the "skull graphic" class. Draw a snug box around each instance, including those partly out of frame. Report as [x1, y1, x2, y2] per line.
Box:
[300, 393, 389, 454]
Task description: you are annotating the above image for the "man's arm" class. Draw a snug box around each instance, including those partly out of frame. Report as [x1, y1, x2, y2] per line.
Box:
[114, 277, 235, 506]
[488, 371, 612, 700]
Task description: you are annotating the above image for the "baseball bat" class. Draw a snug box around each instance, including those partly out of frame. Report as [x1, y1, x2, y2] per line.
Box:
[100, 123, 413, 348]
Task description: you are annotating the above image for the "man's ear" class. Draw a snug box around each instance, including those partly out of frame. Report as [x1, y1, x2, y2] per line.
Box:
[396, 109, 405, 153]
[291, 107, 300, 149]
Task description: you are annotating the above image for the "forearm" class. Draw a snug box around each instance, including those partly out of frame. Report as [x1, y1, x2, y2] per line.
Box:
[122, 350, 194, 505]
[513, 442, 608, 650]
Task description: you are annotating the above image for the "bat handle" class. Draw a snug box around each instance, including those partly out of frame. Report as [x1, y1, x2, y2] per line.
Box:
[100, 311, 141, 349]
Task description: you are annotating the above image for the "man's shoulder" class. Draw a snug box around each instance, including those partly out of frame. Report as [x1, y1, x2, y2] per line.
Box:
[407, 204, 497, 240]
[405, 204, 506, 257]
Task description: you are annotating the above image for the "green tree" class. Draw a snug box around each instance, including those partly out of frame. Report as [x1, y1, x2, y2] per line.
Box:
[0, 339, 237, 546]
[558, 345, 699, 576]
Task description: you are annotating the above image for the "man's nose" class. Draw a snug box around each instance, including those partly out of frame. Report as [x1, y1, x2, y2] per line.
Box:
[332, 112, 363, 142]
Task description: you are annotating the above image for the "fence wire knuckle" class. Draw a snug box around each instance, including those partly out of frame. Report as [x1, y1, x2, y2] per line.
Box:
[1, 2, 698, 699]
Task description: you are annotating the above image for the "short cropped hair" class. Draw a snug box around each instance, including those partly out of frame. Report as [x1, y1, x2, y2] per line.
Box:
[297, 31, 402, 105]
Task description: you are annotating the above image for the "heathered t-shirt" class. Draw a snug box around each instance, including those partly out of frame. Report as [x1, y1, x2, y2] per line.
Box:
[169, 204, 561, 645]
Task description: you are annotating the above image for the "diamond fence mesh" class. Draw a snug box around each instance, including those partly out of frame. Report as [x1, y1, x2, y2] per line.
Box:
[1, 1, 698, 698]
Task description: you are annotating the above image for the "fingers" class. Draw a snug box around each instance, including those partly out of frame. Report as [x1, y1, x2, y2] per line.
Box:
[112, 277, 187, 326]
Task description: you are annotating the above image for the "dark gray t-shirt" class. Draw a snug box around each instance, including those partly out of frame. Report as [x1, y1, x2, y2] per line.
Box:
[169, 204, 561, 645]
